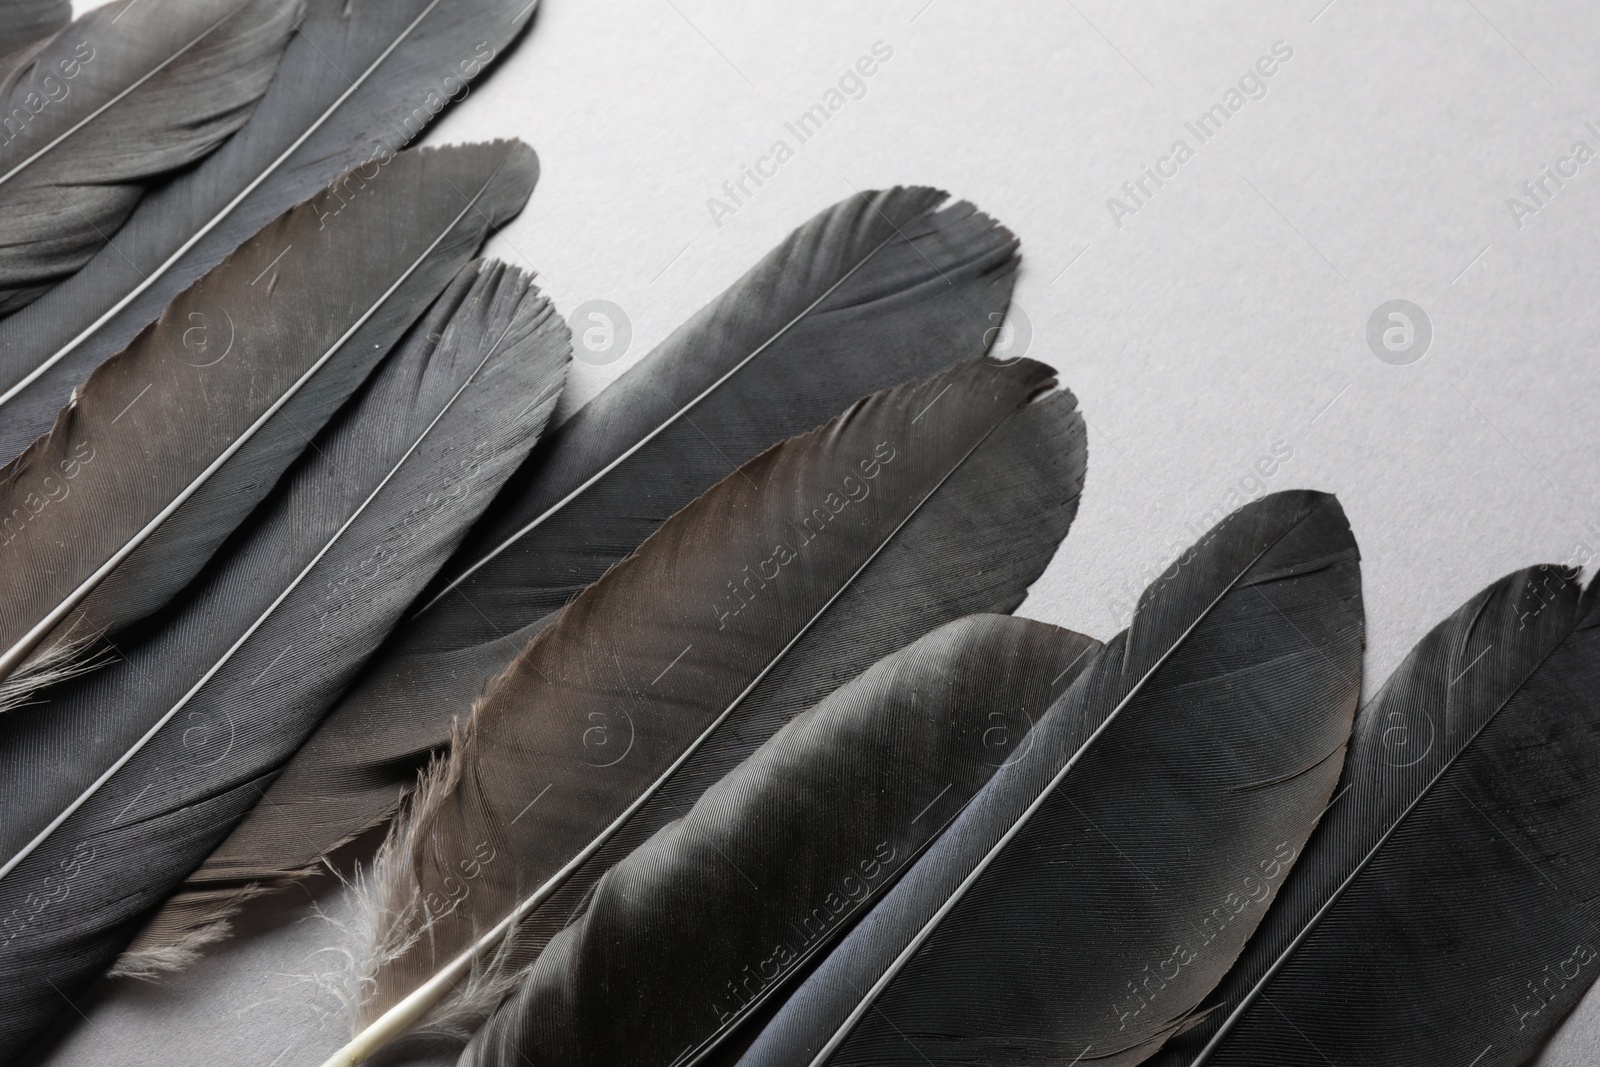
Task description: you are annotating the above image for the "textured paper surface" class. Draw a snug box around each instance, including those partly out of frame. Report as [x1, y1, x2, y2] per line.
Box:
[26, 0, 1600, 1064]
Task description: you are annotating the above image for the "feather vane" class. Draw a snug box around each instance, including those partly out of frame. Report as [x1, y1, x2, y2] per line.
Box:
[166, 187, 1024, 932]
[0, 256, 567, 1058]
[0, 140, 537, 702]
[462, 615, 1101, 1067]
[1178, 566, 1600, 1067]
[741, 490, 1365, 1067]
[0, 0, 302, 314]
[0, 0, 68, 60]
[0, 0, 538, 460]
[325, 356, 1069, 1065]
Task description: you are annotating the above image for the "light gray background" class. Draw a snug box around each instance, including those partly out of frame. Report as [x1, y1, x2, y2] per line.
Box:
[31, 0, 1600, 1064]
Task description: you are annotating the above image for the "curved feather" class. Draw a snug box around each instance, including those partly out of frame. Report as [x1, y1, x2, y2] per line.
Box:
[151, 374, 1083, 974]
[1179, 567, 1600, 1067]
[0, 140, 537, 702]
[323, 357, 1066, 1067]
[0, 258, 567, 1058]
[462, 615, 1101, 1067]
[0, 0, 538, 460]
[0, 0, 302, 315]
[169, 187, 1022, 928]
[741, 489, 1365, 1067]
[0, 0, 67, 60]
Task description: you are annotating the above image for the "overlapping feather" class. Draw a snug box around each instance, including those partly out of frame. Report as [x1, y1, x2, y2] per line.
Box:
[0, 0, 302, 314]
[320, 356, 1077, 1065]
[152, 187, 1025, 945]
[1176, 567, 1600, 1067]
[741, 489, 1364, 1067]
[0, 257, 567, 1058]
[0, 0, 538, 460]
[0, 0, 68, 60]
[461, 615, 1101, 1067]
[0, 140, 537, 703]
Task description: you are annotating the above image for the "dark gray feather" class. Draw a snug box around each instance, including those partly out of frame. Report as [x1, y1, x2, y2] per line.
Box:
[329, 358, 1070, 1061]
[462, 615, 1101, 1067]
[741, 490, 1364, 1067]
[1177, 567, 1600, 1067]
[0, 0, 538, 460]
[0, 257, 568, 1059]
[0, 0, 68, 60]
[0, 140, 537, 702]
[173, 187, 1023, 925]
[0, 0, 301, 314]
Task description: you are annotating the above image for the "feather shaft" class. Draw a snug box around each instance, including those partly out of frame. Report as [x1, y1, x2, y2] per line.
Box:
[0, 0, 303, 314]
[1171, 565, 1600, 1067]
[742, 490, 1365, 1067]
[166, 188, 1023, 931]
[417, 225, 903, 611]
[333, 357, 1066, 1063]
[0, 168, 495, 683]
[462, 616, 1102, 1067]
[0, 0, 537, 459]
[0, 141, 537, 709]
[0, 258, 567, 1056]
[807, 563, 1271, 1065]
[0, 262, 553, 885]
[332, 422, 992, 1062]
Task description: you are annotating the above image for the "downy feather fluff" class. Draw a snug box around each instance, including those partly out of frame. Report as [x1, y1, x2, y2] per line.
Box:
[0, 0, 68, 61]
[164, 187, 1024, 939]
[0, 0, 538, 460]
[0, 258, 568, 1059]
[324, 356, 1075, 1066]
[740, 489, 1365, 1067]
[0, 140, 537, 703]
[1172, 566, 1600, 1067]
[462, 615, 1102, 1067]
[0, 0, 302, 315]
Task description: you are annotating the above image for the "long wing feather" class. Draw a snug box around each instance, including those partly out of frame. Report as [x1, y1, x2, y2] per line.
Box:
[0, 140, 537, 703]
[461, 615, 1102, 1067]
[0, 258, 568, 1058]
[323, 356, 1074, 1067]
[1173, 566, 1600, 1067]
[0, 0, 538, 460]
[740, 489, 1365, 1067]
[147, 367, 1083, 974]
[0, 0, 68, 60]
[0, 0, 301, 314]
[164, 187, 1022, 928]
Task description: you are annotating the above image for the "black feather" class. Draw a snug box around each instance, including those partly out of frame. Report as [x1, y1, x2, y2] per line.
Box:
[462, 615, 1101, 1067]
[741, 490, 1365, 1067]
[0, 258, 568, 1059]
[173, 187, 1023, 925]
[1174, 566, 1600, 1067]
[0, 0, 538, 461]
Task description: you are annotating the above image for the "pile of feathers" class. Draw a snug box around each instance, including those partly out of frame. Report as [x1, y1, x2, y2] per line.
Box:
[1, 2, 1597, 1066]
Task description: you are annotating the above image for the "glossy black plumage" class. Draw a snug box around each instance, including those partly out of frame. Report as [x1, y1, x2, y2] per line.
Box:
[742, 490, 1365, 1067]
